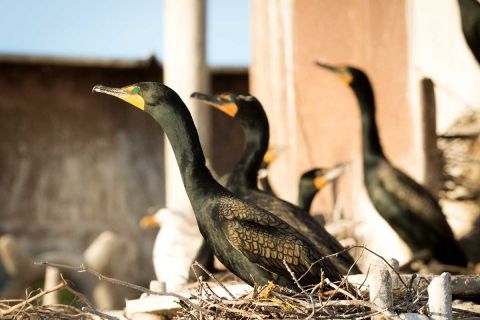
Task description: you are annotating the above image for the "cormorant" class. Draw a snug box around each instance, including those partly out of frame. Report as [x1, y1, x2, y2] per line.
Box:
[258, 151, 346, 214]
[315, 63, 468, 266]
[458, 0, 480, 65]
[191, 92, 360, 275]
[140, 208, 205, 291]
[298, 164, 346, 213]
[93, 82, 344, 289]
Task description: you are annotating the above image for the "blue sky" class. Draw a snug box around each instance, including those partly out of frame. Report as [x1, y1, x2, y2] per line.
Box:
[0, 0, 250, 66]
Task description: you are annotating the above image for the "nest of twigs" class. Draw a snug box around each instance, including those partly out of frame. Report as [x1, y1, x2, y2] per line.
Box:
[0, 278, 102, 320]
[175, 256, 480, 319]
[1, 258, 479, 319]
[0, 301, 96, 320]
[177, 275, 428, 319]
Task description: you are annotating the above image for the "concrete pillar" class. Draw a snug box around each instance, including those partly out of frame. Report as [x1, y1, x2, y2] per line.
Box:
[250, 0, 298, 202]
[369, 261, 393, 315]
[0, 234, 38, 281]
[42, 266, 61, 305]
[420, 78, 441, 196]
[84, 231, 121, 274]
[163, 0, 209, 213]
[428, 272, 452, 320]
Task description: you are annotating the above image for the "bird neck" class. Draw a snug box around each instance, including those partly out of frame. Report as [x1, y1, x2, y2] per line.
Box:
[147, 100, 220, 206]
[352, 81, 386, 163]
[297, 183, 317, 213]
[230, 121, 269, 190]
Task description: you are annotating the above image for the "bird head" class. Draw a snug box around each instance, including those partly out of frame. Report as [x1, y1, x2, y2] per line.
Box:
[139, 208, 192, 229]
[301, 163, 348, 191]
[315, 62, 369, 88]
[139, 211, 162, 229]
[93, 82, 184, 113]
[190, 92, 267, 125]
[93, 83, 149, 110]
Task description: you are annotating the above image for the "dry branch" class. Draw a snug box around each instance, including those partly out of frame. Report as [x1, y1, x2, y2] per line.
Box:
[35, 260, 203, 312]
[0, 250, 470, 319]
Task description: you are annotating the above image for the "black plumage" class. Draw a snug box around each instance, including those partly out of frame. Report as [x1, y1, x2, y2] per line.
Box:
[297, 165, 345, 213]
[258, 155, 345, 214]
[459, 0, 480, 64]
[93, 83, 344, 289]
[191, 92, 360, 275]
[316, 63, 468, 267]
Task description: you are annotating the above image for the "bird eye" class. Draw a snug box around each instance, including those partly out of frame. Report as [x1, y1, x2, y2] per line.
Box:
[132, 86, 140, 94]
[221, 94, 235, 102]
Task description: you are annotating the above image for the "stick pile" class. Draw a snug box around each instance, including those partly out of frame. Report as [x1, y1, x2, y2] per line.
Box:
[1, 257, 480, 319]
[177, 261, 479, 319]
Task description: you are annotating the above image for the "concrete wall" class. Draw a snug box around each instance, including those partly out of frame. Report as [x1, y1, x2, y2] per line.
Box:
[250, 0, 480, 264]
[251, 0, 414, 262]
[407, 0, 480, 133]
[407, 0, 480, 263]
[0, 57, 248, 284]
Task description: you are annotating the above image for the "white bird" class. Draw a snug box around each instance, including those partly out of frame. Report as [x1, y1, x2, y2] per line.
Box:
[140, 208, 204, 291]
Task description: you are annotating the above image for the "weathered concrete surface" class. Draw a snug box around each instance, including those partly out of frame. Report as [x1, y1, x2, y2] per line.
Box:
[251, 0, 413, 264]
[250, 0, 480, 267]
[0, 57, 248, 292]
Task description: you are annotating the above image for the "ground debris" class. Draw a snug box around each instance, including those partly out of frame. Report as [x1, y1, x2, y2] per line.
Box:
[3, 255, 480, 319]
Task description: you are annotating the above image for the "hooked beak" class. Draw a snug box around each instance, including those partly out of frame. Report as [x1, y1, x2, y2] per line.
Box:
[315, 61, 337, 72]
[314, 61, 353, 84]
[93, 85, 145, 110]
[324, 163, 348, 181]
[313, 163, 348, 190]
[191, 92, 238, 117]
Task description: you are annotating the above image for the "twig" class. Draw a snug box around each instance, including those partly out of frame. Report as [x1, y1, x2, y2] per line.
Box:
[282, 259, 307, 293]
[325, 278, 357, 300]
[452, 306, 480, 317]
[0, 281, 67, 315]
[35, 261, 203, 312]
[297, 248, 348, 282]
[192, 261, 235, 299]
[282, 260, 317, 319]
[59, 273, 95, 309]
[82, 306, 120, 320]
[350, 245, 410, 289]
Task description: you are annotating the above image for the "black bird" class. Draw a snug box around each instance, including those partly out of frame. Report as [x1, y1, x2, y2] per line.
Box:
[316, 63, 468, 267]
[298, 164, 346, 213]
[93, 83, 344, 289]
[458, 0, 480, 65]
[191, 92, 361, 275]
[257, 151, 346, 214]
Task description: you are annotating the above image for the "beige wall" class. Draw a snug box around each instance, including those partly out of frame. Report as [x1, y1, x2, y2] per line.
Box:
[407, 0, 480, 133]
[251, 0, 480, 264]
[251, 0, 426, 263]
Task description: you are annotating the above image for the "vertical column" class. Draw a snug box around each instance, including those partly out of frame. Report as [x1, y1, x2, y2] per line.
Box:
[250, 0, 298, 202]
[164, 0, 209, 212]
[420, 78, 441, 196]
[428, 273, 452, 320]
